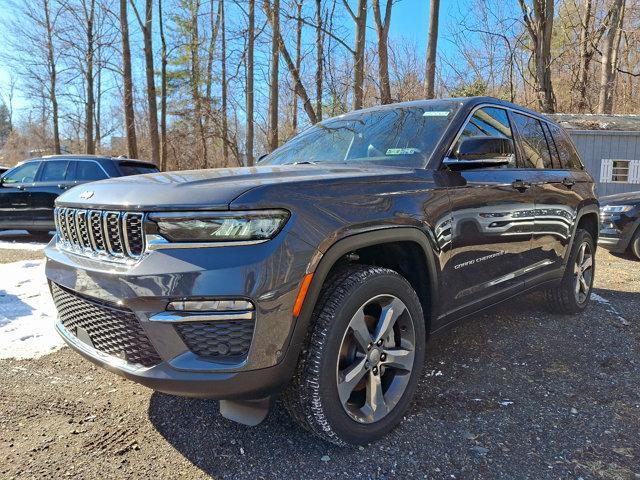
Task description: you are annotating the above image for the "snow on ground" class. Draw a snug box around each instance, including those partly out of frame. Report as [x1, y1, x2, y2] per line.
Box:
[0, 260, 64, 359]
[0, 230, 51, 251]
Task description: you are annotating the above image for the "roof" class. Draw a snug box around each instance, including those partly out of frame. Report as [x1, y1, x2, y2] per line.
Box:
[546, 114, 640, 132]
[35, 154, 156, 166]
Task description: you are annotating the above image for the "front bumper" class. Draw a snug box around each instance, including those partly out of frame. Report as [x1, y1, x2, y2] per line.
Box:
[45, 231, 316, 399]
[598, 213, 639, 253]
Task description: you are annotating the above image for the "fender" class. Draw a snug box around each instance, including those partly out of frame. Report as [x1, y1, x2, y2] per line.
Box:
[563, 202, 600, 267]
[283, 226, 441, 365]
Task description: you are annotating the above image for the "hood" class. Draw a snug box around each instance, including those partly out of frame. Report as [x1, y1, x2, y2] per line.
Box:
[599, 191, 640, 206]
[56, 164, 415, 211]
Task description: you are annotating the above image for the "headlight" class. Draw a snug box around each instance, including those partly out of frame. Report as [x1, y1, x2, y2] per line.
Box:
[601, 205, 633, 213]
[147, 210, 289, 243]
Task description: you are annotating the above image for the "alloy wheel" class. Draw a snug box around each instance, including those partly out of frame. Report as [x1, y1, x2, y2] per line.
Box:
[574, 241, 593, 304]
[335, 294, 416, 424]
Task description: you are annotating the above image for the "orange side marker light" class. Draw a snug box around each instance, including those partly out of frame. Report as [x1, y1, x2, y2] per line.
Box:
[293, 273, 314, 317]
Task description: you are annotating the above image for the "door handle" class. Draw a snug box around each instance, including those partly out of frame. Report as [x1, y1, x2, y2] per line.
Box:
[512, 179, 531, 192]
[562, 177, 575, 188]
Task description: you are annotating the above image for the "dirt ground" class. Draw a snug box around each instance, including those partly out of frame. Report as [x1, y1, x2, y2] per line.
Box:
[0, 239, 639, 480]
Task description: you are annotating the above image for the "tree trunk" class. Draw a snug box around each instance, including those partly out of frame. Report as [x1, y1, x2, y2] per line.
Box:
[85, 0, 95, 154]
[142, 0, 160, 165]
[221, 0, 229, 165]
[598, 0, 625, 114]
[292, 0, 303, 133]
[352, 0, 367, 110]
[576, 0, 592, 112]
[372, 0, 392, 104]
[246, 0, 255, 165]
[120, 0, 138, 158]
[159, 0, 167, 170]
[517, 0, 556, 113]
[315, 0, 322, 121]
[267, 0, 280, 151]
[187, 0, 207, 167]
[95, 46, 101, 149]
[43, 0, 61, 154]
[424, 0, 439, 99]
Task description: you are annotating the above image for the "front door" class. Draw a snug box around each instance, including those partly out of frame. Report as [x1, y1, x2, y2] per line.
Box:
[441, 106, 536, 317]
[0, 161, 41, 229]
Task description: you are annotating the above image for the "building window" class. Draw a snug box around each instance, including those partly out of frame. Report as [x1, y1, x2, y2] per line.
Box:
[601, 159, 640, 184]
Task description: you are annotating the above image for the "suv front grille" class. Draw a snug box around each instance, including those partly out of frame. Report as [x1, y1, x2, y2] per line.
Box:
[51, 283, 161, 368]
[55, 207, 145, 260]
[176, 320, 255, 360]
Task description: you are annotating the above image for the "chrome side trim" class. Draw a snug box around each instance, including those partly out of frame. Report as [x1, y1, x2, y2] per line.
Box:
[149, 311, 254, 323]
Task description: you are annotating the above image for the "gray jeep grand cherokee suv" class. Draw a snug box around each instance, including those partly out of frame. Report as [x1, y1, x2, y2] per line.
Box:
[46, 97, 598, 445]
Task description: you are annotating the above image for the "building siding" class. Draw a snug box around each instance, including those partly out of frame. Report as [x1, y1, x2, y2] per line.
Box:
[568, 130, 640, 197]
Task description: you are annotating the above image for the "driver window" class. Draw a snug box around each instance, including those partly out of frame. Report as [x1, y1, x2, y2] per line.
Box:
[459, 107, 516, 167]
[2, 162, 40, 184]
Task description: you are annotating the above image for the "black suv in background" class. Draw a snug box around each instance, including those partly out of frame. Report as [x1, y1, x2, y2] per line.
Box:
[0, 155, 158, 234]
[599, 191, 640, 259]
[45, 97, 598, 445]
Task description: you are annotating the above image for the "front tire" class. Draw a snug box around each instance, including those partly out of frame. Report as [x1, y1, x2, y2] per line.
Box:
[282, 266, 426, 446]
[629, 229, 640, 260]
[545, 228, 595, 314]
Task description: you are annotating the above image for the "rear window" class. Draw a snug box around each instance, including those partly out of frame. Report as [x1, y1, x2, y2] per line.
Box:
[118, 162, 159, 176]
[40, 160, 70, 181]
[512, 113, 553, 169]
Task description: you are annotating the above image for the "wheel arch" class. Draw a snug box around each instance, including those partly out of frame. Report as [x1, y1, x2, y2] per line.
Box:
[285, 227, 440, 365]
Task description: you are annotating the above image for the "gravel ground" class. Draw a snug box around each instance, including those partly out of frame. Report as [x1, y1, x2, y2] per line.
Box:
[0, 240, 638, 480]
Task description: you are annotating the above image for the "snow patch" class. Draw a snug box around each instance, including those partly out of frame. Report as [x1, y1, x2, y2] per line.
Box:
[591, 292, 630, 326]
[0, 260, 64, 359]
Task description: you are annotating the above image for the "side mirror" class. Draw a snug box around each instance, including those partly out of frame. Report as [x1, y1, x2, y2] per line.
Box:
[444, 136, 514, 170]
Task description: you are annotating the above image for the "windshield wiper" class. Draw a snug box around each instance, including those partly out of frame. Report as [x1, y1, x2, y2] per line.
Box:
[286, 161, 318, 165]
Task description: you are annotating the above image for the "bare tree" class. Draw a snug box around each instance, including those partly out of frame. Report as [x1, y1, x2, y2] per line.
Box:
[221, 0, 229, 165]
[424, 0, 440, 99]
[292, 0, 304, 132]
[246, 0, 255, 165]
[598, 0, 625, 113]
[130, 0, 160, 164]
[517, 0, 556, 113]
[343, 0, 368, 110]
[315, 0, 323, 121]
[158, 0, 167, 170]
[372, 0, 392, 104]
[120, 0, 137, 158]
[266, 0, 280, 151]
[84, 0, 96, 154]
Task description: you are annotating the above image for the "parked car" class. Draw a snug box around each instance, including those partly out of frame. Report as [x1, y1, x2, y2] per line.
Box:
[45, 97, 598, 445]
[599, 191, 640, 259]
[0, 155, 158, 235]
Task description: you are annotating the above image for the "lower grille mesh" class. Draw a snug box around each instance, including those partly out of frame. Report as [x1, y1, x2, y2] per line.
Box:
[51, 283, 161, 367]
[176, 321, 255, 359]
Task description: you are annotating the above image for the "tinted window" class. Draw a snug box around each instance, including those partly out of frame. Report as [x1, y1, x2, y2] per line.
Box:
[548, 123, 583, 170]
[74, 161, 108, 181]
[118, 163, 159, 176]
[2, 162, 40, 184]
[542, 122, 561, 169]
[262, 101, 461, 168]
[512, 113, 553, 169]
[458, 107, 516, 168]
[40, 160, 70, 182]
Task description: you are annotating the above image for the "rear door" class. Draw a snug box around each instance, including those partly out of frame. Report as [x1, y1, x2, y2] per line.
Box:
[511, 113, 581, 281]
[29, 159, 74, 229]
[443, 106, 537, 317]
[0, 161, 41, 228]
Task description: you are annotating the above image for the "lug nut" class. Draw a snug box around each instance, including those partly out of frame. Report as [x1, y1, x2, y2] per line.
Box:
[380, 353, 386, 361]
[372, 366, 378, 375]
[365, 361, 371, 369]
[367, 343, 372, 351]
[376, 340, 383, 347]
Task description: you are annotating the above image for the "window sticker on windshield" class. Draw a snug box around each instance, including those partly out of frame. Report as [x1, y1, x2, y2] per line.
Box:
[423, 111, 450, 117]
[386, 148, 419, 155]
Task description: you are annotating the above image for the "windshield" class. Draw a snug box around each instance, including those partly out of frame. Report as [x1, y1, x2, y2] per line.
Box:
[261, 100, 460, 168]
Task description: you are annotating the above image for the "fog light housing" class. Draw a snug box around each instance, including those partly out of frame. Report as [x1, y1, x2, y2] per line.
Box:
[167, 299, 254, 312]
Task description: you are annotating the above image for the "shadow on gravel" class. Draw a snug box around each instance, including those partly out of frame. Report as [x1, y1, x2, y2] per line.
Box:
[0, 290, 34, 326]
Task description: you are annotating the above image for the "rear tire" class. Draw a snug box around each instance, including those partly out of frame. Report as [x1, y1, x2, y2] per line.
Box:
[282, 265, 426, 446]
[545, 228, 595, 314]
[630, 229, 640, 260]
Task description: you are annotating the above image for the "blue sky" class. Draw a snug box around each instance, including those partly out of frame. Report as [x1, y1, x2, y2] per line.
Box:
[0, 0, 473, 117]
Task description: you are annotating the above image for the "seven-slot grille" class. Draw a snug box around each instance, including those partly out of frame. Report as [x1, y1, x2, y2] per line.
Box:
[54, 207, 145, 260]
[51, 283, 162, 368]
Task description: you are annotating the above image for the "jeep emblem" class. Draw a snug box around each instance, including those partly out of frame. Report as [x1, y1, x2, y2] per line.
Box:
[80, 190, 94, 200]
